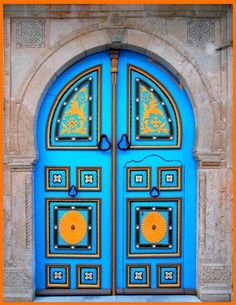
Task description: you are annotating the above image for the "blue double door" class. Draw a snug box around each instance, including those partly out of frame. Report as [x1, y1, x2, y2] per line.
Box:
[35, 50, 196, 294]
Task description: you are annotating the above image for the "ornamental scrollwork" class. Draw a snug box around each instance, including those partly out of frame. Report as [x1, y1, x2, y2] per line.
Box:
[60, 86, 88, 136]
[140, 85, 168, 135]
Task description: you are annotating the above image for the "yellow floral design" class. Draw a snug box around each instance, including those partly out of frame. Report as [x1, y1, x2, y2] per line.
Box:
[140, 85, 168, 135]
[60, 86, 88, 136]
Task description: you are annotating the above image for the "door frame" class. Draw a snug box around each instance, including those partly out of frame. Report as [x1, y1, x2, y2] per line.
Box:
[7, 27, 224, 301]
[34, 49, 196, 295]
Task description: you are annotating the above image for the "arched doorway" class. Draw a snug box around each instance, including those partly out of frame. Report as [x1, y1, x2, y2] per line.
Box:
[35, 50, 196, 295]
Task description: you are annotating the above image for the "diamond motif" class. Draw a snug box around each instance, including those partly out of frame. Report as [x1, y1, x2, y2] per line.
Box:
[53, 271, 62, 280]
[84, 174, 94, 184]
[164, 271, 173, 280]
[53, 174, 62, 183]
[165, 174, 173, 183]
[135, 175, 143, 183]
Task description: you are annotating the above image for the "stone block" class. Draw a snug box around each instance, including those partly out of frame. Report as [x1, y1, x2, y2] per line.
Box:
[80, 30, 111, 54]
[123, 29, 152, 52]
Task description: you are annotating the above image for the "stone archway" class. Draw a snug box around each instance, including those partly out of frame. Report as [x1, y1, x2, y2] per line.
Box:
[17, 27, 221, 156]
[4, 26, 231, 301]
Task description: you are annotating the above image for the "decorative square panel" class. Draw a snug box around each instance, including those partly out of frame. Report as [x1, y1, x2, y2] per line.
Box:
[46, 264, 70, 288]
[158, 167, 182, 191]
[45, 167, 69, 191]
[127, 198, 181, 257]
[77, 167, 101, 191]
[77, 265, 101, 288]
[127, 167, 151, 191]
[46, 199, 100, 257]
[16, 20, 45, 48]
[127, 265, 150, 288]
[157, 264, 181, 288]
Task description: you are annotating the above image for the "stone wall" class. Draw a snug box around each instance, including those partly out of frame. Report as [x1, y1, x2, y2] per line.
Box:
[3, 4, 232, 301]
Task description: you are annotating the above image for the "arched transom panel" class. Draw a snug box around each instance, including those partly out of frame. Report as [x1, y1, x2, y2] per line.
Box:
[128, 66, 181, 148]
[47, 66, 101, 149]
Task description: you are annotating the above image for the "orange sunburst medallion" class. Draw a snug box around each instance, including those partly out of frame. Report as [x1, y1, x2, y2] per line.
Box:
[141, 211, 167, 243]
[59, 211, 87, 244]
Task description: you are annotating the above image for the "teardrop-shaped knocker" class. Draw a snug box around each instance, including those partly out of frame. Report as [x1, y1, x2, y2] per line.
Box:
[150, 186, 160, 198]
[68, 185, 78, 198]
[98, 134, 112, 151]
[117, 134, 131, 151]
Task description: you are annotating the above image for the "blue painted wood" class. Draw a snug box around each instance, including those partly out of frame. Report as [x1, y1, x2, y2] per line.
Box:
[35, 51, 112, 290]
[35, 50, 196, 293]
[116, 51, 196, 290]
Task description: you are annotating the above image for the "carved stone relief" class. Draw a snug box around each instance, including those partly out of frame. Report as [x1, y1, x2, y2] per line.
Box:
[108, 13, 125, 26]
[187, 19, 215, 48]
[200, 265, 232, 284]
[16, 19, 45, 48]
[4, 269, 32, 289]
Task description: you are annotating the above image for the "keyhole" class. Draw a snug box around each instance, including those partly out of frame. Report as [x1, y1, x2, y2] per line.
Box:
[152, 224, 156, 230]
[71, 225, 75, 230]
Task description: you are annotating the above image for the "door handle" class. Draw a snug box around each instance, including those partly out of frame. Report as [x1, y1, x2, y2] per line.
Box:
[68, 185, 78, 197]
[150, 186, 160, 198]
[117, 134, 131, 151]
[97, 134, 112, 151]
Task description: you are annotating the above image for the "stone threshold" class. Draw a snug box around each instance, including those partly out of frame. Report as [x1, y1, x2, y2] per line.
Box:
[34, 295, 201, 302]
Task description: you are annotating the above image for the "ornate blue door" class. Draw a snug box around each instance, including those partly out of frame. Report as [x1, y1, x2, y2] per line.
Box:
[116, 51, 196, 293]
[35, 50, 196, 295]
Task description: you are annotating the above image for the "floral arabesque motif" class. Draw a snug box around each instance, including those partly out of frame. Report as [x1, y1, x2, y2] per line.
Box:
[60, 86, 88, 136]
[140, 85, 168, 135]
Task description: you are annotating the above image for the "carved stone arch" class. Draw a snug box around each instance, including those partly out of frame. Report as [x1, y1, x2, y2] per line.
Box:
[16, 27, 220, 164]
[4, 6, 231, 300]
[4, 17, 231, 301]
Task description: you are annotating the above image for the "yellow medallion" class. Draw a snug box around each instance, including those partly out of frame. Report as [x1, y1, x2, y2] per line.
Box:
[141, 211, 166, 243]
[59, 211, 87, 244]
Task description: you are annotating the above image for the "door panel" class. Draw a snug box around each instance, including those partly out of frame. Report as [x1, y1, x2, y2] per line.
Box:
[116, 51, 196, 291]
[35, 52, 112, 292]
[35, 50, 196, 294]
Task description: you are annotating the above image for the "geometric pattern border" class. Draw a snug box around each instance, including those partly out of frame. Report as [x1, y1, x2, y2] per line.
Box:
[77, 265, 101, 288]
[157, 264, 181, 288]
[127, 198, 181, 257]
[46, 264, 70, 288]
[77, 167, 101, 191]
[158, 166, 182, 191]
[45, 166, 70, 191]
[127, 264, 150, 288]
[46, 198, 100, 258]
[127, 167, 151, 191]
